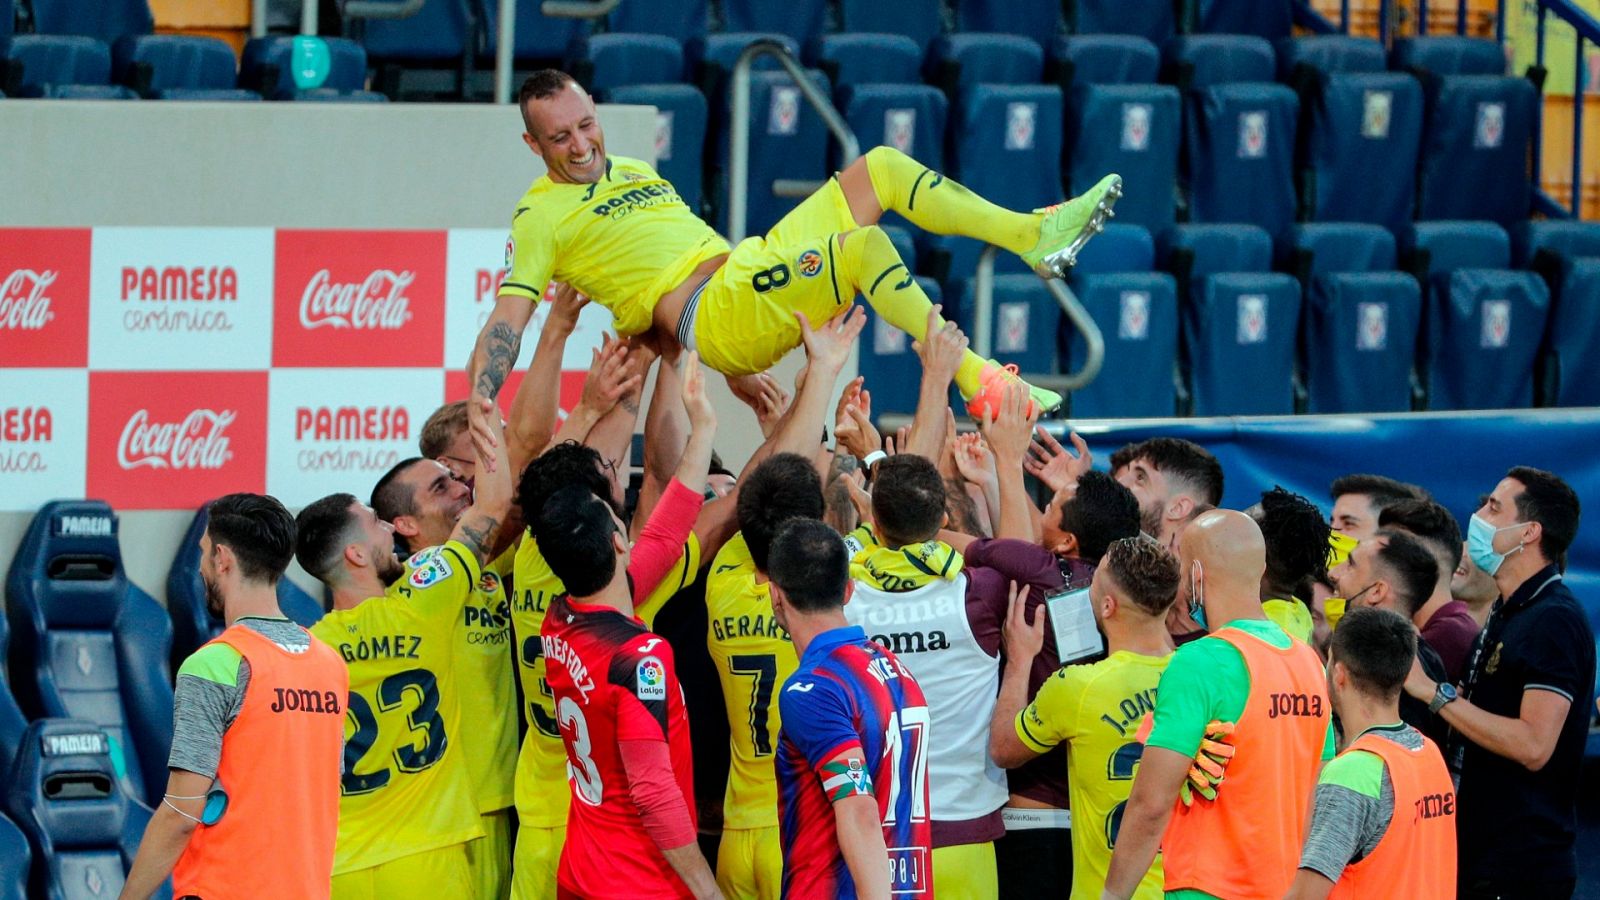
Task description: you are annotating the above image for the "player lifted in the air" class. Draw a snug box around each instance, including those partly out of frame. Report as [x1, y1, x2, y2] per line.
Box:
[466, 69, 1121, 447]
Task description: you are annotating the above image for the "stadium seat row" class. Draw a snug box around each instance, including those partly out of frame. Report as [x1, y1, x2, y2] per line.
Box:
[0, 500, 325, 897]
[858, 220, 1600, 418]
[1, 34, 384, 101]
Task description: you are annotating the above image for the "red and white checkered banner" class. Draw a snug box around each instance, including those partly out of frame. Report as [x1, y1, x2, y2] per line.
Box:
[0, 227, 609, 512]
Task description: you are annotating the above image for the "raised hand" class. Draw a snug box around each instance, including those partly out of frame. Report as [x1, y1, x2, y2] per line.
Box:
[981, 381, 1040, 466]
[681, 351, 717, 432]
[797, 304, 868, 375]
[1001, 581, 1046, 664]
[1025, 426, 1093, 494]
[545, 282, 590, 336]
[579, 334, 642, 417]
[953, 432, 999, 494]
[912, 305, 968, 389]
[835, 403, 883, 462]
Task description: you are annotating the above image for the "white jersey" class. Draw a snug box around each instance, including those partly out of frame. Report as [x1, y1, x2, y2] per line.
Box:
[844, 574, 1009, 824]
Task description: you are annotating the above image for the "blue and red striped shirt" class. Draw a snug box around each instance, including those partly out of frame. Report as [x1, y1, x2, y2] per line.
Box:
[776, 625, 933, 899]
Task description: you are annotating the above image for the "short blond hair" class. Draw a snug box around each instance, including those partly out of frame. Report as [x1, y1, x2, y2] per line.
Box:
[420, 401, 469, 459]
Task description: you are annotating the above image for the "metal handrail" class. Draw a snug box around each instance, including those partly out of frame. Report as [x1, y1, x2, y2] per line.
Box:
[1524, 0, 1598, 217]
[728, 40, 861, 243]
[972, 245, 1105, 393]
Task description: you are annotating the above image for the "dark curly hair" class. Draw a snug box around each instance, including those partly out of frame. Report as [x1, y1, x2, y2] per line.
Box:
[1256, 486, 1332, 599]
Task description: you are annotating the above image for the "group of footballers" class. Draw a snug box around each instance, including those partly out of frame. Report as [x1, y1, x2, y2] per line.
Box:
[119, 68, 1593, 900]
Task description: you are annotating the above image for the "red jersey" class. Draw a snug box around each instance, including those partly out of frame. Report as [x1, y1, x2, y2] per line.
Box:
[542, 594, 697, 899]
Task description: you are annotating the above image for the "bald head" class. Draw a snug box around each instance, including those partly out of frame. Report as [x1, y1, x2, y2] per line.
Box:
[1177, 509, 1269, 629]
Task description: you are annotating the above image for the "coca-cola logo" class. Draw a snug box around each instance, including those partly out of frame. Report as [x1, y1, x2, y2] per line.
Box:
[294, 406, 410, 442]
[117, 409, 234, 470]
[120, 266, 238, 302]
[0, 269, 56, 330]
[299, 269, 414, 330]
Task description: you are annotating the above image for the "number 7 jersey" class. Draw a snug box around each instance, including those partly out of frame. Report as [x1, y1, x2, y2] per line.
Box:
[309, 542, 484, 874]
[776, 625, 933, 899]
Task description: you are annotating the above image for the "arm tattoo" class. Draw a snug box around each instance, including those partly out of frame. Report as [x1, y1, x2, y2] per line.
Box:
[475, 322, 522, 400]
[456, 513, 501, 565]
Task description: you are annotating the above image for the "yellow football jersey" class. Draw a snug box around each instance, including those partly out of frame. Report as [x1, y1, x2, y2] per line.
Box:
[510, 532, 701, 828]
[1017, 650, 1172, 900]
[311, 541, 485, 875]
[453, 542, 519, 815]
[705, 533, 797, 830]
[500, 154, 731, 336]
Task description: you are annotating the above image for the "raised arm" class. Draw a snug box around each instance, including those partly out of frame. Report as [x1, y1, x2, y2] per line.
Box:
[981, 382, 1042, 543]
[506, 283, 589, 475]
[467, 294, 538, 470]
[904, 306, 966, 463]
[743, 306, 867, 475]
[451, 404, 514, 567]
[990, 581, 1049, 769]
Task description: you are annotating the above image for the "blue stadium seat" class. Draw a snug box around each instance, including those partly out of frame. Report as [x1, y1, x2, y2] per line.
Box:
[961, 275, 1061, 378]
[1065, 82, 1180, 232]
[362, 0, 473, 64]
[1288, 222, 1397, 275]
[5, 501, 174, 810]
[1391, 36, 1505, 76]
[1183, 82, 1298, 238]
[947, 83, 1065, 280]
[841, 84, 947, 170]
[1187, 273, 1302, 415]
[166, 507, 324, 674]
[481, 0, 588, 62]
[36, 84, 137, 99]
[839, 0, 943, 55]
[1074, 223, 1155, 274]
[576, 33, 684, 94]
[724, 0, 827, 49]
[1511, 220, 1600, 267]
[5, 719, 168, 900]
[932, 33, 1046, 91]
[1416, 75, 1535, 227]
[112, 35, 236, 96]
[1304, 272, 1423, 412]
[0, 0, 11, 58]
[1513, 223, 1600, 407]
[1426, 269, 1549, 410]
[1064, 272, 1179, 417]
[290, 88, 388, 102]
[609, 0, 708, 46]
[714, 69, 832, 236]
[1164, 35, 1276, 87]
[610, 84, 707, 214]
[1297, 70, 1422, 231]
[691, 32, 800, 78]
[955, 0, 1062, 50]
[240, 36, 369, 99]
[155, 88, 261, 100]
[1069, 0, 1177, 44]
[860, 277, 945, 416]
[28, 0, 153, 45]
[1402, 220, 1512, 274]
[1196, 0, 1293, 40]
[0, 610, 25, 780]
[0, 812, 29, 900]
[1276, 35, 1386, 80]
[1159, 223, 1276, 279]
[815, 34, 923, 90]
[1053, 35, 1160, 85]
[5, 35, 111, 96]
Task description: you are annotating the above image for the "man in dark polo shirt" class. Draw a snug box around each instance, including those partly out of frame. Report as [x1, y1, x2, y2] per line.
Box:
[1402, 466, 1591, 900]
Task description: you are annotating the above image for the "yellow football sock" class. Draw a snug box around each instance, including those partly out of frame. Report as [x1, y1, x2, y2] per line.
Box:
[864, 145, 1040, 256]
[837, 226, 988, 398]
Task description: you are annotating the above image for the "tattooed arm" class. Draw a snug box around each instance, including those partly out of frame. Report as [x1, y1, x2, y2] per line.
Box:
[465, 295, 537, 471]
[451, 395, 515, 567]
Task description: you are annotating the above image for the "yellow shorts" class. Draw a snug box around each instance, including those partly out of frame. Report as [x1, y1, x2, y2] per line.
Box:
[693, 178, 860, 376]
[467, 808, 515, 900]
[716, 826, 783, 900]
[933, 841, 998, 900]
[510, 824, 565, 900]
[330, 842, 471, 899]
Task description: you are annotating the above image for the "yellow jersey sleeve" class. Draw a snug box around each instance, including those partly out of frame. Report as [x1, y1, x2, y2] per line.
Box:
[500, 202, 557, 302]
[1017, 664, 1089, 754]
[397, 541, 481, 624]
[706, 533, 799, 830]
[636, 531, 701, 628]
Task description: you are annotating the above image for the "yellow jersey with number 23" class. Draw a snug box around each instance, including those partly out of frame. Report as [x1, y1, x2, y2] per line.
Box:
[310, 541, 485, 875]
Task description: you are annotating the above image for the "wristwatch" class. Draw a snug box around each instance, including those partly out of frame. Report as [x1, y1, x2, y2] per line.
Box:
[1428, 682, 1459, 714]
